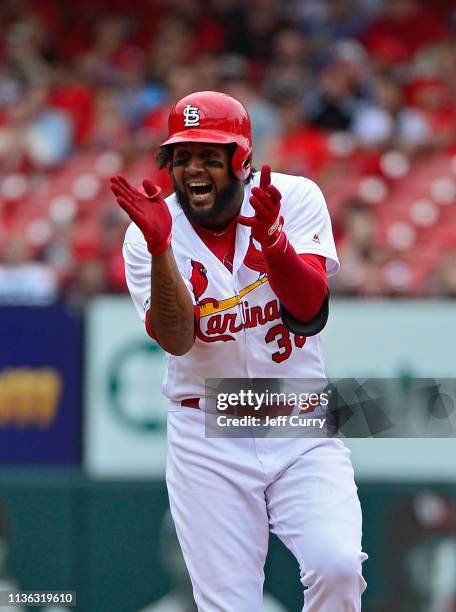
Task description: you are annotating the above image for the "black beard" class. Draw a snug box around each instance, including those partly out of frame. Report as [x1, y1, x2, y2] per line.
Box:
[173, 177, 242, 230]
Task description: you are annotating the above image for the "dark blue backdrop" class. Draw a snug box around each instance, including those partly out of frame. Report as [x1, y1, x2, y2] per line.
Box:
[0, 305, 82, 464]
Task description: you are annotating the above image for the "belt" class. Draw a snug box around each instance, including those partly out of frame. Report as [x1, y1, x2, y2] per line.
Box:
[181, 397, 296, 417]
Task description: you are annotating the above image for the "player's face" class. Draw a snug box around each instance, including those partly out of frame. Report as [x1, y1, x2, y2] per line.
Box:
[172, 142, 244, 230]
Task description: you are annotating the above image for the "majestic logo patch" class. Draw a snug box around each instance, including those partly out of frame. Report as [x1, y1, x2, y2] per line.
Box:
[312, 234, 320, 243]
[183, 104, 200, 127]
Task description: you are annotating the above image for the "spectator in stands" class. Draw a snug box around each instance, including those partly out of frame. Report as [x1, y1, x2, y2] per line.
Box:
[222, 54, 282, 167]
[332, 200, 390, 296]
[0, 237, 58, 305]
[407, 40, 456, 151]
[3, 19, 52, 86]
[40, 225, 74, 292]
[305, 39, 372, 132]
[324, 0, 372, 41]
[351, 74, 432, 152]
[78, 16, 130, 86]
[140, 63, 199, 149]
[192, 54, 222, 92]
[0, 64, 21, 109]
[307, 62, 354, 131]
[267, 78, 335, 181]
[267, 23, 310, 76]
[86, 85, 130, 151]
[227, 0, 281, 60]
[0, 79, 73, 169]
[114, 46, 165, 132]
[48, 65, 95, 146]
[361, 0, 451, 63]
[147, 14, 193, 84]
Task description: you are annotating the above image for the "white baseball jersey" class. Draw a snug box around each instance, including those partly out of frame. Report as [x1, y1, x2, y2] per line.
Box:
[123, 171, 367, 612]
[123, 171, 339, 403]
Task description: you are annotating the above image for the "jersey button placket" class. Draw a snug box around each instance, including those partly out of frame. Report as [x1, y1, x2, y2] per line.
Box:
[233, 273, 249, 377]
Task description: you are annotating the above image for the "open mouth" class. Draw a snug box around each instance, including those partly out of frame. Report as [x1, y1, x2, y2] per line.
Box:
[187, 182, 213, 201]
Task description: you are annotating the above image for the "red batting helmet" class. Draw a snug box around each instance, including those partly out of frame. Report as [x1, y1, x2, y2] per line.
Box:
[160, 91, 253, 181]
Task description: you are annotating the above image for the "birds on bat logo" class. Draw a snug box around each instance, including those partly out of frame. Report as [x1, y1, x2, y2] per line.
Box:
[189, 257, 277, 344]
[183, 104, 200, 127]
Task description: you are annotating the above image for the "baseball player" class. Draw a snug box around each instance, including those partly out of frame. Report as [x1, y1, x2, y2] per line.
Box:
[111, 91, 367, 611]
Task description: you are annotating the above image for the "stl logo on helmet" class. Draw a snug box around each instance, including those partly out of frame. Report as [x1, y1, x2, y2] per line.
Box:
[183, 104, 200, 127]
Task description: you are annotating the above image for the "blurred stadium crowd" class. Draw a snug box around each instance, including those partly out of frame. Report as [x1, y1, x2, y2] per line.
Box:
[0, 0, 456, 303]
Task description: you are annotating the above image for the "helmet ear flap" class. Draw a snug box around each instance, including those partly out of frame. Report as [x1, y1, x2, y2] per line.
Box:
[231, 144, 252, 181]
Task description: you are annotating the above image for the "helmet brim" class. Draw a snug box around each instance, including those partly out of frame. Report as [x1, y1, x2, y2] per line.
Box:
[160, 129, 239, 148]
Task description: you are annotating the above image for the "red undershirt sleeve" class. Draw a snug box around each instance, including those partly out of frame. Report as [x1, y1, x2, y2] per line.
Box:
[262, 233, 328, 323]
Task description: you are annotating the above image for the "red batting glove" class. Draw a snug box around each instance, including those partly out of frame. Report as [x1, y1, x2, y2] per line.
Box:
[237, 165, 284, 250]
[110, 175, 172, 256]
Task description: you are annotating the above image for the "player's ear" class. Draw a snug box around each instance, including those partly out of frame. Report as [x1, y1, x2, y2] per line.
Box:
[156, 145, 174, 174]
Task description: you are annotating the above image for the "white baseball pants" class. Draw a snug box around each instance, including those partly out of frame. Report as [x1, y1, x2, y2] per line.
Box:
[166, 407, 367, 611]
